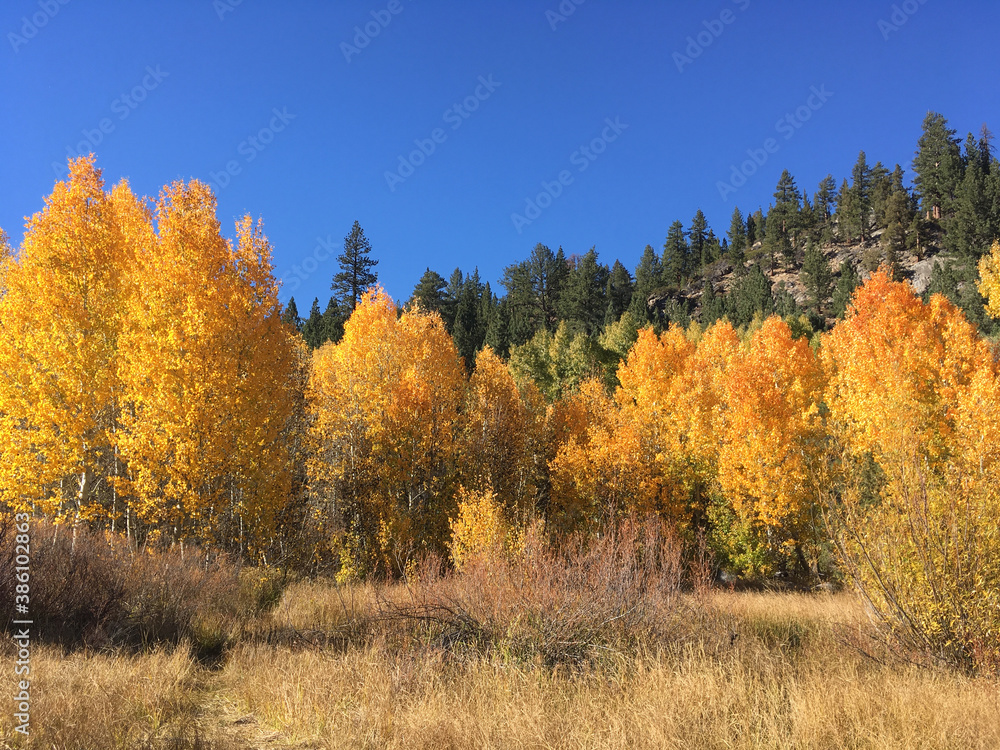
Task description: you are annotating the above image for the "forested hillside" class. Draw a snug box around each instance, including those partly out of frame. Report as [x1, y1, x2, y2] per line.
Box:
[290, 110, 1000, 368]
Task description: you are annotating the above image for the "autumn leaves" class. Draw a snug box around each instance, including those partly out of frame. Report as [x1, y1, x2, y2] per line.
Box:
[2, 159, 999, 625]
[0, 158, 299, 554]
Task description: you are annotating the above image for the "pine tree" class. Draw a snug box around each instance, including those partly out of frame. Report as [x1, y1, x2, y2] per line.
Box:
[801, 242, 833, 316]
[689, 209, 709, 270]
[332, 220, 378, 311]
[282, 297, 301, 330]
[730, 262, 773, 327]
[850, 151, 873, 243]
[412, 268, 449, 316]
[814, 174, 837, 229]
[322, 297, 347, 345]
[662, 220, 688, 284]
[727, 207, 747, 273]
[484, 296, 511, 358]
[603, 260, 633, 326]
[700, 279, 727, 326]
[949, 133, 993, 258]
[913, 111, 962, 222]
[560, 248, 609, 335]
[629, 244, 663, 322]
[774, 281, 797, 318]
[302, 297, 326, 348]
[831, 259, 860, 318]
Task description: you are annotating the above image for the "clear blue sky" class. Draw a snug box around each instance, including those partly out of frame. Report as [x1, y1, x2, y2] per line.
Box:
[3, 1, 999, 307]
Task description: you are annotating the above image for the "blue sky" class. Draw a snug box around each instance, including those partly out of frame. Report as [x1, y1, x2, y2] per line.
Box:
[2, 0, 999, 307]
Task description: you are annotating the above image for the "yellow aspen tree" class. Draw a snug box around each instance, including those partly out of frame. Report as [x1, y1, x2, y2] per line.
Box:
[615, 325, 700, 524]
[548, 378, 654, 533]
[117, 181, 297, 555]
[824, 269, 1000, 673]
[0, 157, 136, 526]
[458, 346, 536, 520]
[716, 316, 825, 570]
[978, 240, 1000, 319]
[307, 289, 464, 578]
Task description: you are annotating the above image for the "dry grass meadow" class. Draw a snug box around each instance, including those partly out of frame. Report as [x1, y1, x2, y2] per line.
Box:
[2, 577, 998, 750]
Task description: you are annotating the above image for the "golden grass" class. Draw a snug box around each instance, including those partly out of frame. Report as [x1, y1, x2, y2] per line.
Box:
[0, 642, 198, 749]
[3, 587, 999, 749]
[218, 589, 1000, 750]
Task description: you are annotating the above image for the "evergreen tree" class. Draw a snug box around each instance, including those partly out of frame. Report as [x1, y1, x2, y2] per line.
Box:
[774, 281, 798, 317]
[453, 275, 482, 370]
[730, 262, 773, 327]
[849, 151, 873, 242]
[501, 243, 567, 343]
[869, 161, 892, 229]
[411, 268, 449, 317]
[727, 207, 747, 273]
[831, 259, 860, 318]
[281, 297, 301, 330]
[949, 133, 993, 258]
[689, 209, 709, 270]
[629, 245, 662, 322]
[560, 248, 609, 335]
[322, 298, 347, 345]
[801, 242, 833, 316]
[484, 296, 512, 358]
[700, 279, 727, 326]
[662, 220, 688, 284]
[603, 260, 633, 326]
[913, 111, 962, 222]
[835, 178, 857, 243]
[301, 297, 325, 348]
[332, 220, 378, 311]
[814, 174, 837, 235]
[444, 268, 465, 332]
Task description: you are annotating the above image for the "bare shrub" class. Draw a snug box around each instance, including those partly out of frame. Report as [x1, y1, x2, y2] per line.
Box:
[382, 515, 687, 665]
[0, 516, 278, 656]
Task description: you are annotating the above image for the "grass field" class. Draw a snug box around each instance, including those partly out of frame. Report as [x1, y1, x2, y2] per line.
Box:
[2, 581, 998, 750]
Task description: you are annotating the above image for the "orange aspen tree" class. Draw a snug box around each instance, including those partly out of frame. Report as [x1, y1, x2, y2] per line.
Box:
[548, 378, 655, 533]
[716, 316, 825, 571]
[117, 181, 297, 555]
[0, 157, 137, 527]
[307, 289, 464, 578]
[615, 325, 705, 525]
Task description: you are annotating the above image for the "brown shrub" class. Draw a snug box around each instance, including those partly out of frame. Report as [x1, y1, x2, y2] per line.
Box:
[0, 515, 280, 657]
[382, 515, 687, 666]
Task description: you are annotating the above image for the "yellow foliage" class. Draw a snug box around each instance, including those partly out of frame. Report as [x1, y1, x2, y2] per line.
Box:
[459, 347, 538, 519]
[307, 289, 465, 576]
[717, 316, 825, 541]
[978, 239, 1000, 320]
[448, 486, 517, 569]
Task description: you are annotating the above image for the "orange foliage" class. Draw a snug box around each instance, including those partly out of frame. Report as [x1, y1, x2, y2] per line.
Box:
[307, 289, 465, 577]
[717, 317, 825, 543]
